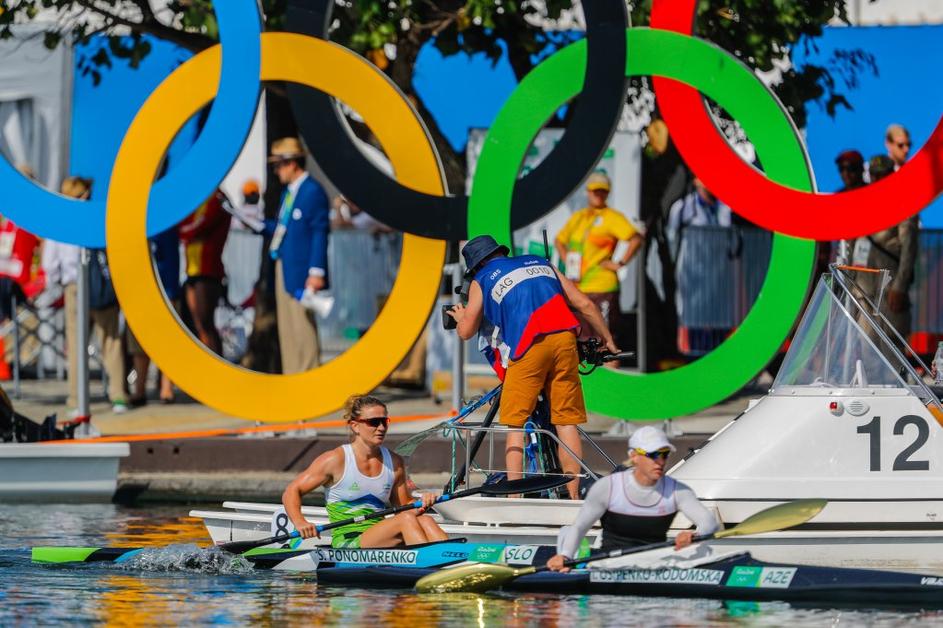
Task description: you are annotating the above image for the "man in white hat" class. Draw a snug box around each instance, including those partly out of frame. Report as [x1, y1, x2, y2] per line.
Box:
[546, 425, 718, 571]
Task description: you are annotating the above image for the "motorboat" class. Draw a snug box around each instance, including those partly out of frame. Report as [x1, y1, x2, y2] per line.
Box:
[665, 265, 943, 573]
[0, 442, 129, 502]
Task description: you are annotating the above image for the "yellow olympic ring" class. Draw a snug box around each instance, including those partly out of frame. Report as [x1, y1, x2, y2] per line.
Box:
[106, 33, 446, 422]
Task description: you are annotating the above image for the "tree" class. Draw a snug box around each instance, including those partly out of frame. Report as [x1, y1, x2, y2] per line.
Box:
[1, 0, 876, 191]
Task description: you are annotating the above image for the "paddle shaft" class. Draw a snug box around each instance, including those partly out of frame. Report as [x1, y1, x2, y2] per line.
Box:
[542, 533, 715, 574]
[218, 475, 569, 553]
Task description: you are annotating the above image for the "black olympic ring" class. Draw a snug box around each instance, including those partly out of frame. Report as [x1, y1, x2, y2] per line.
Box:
[285, 0, 628, 241]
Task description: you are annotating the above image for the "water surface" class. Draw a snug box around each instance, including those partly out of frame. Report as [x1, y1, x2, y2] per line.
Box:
[2, 504, 938, 625]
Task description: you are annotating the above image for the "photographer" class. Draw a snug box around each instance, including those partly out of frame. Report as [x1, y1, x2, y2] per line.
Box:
[446, 235, 618, 499]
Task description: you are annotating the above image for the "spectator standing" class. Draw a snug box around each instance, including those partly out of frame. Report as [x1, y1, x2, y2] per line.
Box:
[231, 179, 264, 232]
[835, 150, 866, 192]
[666, 178, 732, 248]
[179, 189, 229, 356]
[885, 124, 911, 171]
[0, 216, 39, 322]
[666, 178, 733, 351]
[852, 155, 918, 337]
[42, 177, 128, 414]
[265, 137, 330, 374]
[127, 226, 180, 405]
[833, 150, 866, 264]
[555, 172, 642, 351]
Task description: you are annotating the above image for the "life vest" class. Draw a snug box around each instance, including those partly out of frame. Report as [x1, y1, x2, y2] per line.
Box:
[474, 255, 578, 362]
[326, 444, 394, 547]
[599, 471, 679, 551]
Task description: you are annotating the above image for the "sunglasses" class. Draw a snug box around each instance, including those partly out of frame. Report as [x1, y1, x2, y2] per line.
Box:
[353, 417, 390, 428]
[895, 141, 911, 149]
[634, 447, 671, 461]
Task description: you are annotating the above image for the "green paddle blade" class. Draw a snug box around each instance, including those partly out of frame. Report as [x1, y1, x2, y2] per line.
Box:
[416, 562, 536, 594]
[716, 499, 827, 539]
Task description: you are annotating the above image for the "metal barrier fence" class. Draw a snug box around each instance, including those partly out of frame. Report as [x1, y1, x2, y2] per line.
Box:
[676, 226, 943, 355]
[675, 226, 772, 331]
[316, 230, 403, 354]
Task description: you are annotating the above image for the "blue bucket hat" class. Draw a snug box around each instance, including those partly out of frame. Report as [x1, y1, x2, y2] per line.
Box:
[461, 235, 509, 274]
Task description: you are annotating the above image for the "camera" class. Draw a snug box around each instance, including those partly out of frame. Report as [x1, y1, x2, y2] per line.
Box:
[442, 304, 458, 330]
[442, 273, 472, 331]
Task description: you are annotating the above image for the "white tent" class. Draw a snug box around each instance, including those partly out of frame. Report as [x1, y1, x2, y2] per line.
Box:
[0, 24, 72, 190]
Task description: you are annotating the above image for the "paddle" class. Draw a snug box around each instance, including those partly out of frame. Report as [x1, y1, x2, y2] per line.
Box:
[217, 474, 573, 554]
[415, 498, 827, 593]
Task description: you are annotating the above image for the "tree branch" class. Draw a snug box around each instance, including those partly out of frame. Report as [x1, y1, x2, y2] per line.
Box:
[72, 0, 213, 52]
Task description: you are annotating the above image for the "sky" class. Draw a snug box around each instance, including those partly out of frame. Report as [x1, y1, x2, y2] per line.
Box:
[793, 24, 943, 225]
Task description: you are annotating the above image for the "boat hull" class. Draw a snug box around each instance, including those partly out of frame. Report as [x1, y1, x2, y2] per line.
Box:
[0, 443, 129, 502]
[318, 554, 943, 608]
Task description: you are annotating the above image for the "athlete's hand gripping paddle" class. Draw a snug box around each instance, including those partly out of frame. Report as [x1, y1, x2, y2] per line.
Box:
[415, 498, 827, 593]
[217, 475, 573, 554]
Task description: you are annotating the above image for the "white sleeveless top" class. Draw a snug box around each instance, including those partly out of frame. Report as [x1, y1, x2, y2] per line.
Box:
[326, 445, 395, 530]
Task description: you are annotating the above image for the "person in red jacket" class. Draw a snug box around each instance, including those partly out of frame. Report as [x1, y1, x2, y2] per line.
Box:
[0, 215, 39, 322]
[178, 190, 229, 355]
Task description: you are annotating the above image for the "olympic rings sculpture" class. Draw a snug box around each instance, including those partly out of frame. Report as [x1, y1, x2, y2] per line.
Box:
[0, 1, 936, 421]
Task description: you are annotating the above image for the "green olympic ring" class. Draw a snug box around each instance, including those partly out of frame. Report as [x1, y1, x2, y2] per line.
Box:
[468, 28, 816, 419]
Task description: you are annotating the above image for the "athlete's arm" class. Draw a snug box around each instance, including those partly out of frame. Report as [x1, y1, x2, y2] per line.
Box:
[548, 475, 612, 572]
[282, 448, 341, 538]
[553, 267, 618, 354]
[450, 280, 484, 341]
[390, 452, 436, 512]
[673, 482, 719, 550]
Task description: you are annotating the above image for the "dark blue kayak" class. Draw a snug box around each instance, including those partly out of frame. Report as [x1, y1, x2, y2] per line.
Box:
[317, 553, 943, 608]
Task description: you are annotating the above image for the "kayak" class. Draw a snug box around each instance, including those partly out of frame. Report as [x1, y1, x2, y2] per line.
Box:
[317, 553, 943, 608]
[30, 539, 558, 573]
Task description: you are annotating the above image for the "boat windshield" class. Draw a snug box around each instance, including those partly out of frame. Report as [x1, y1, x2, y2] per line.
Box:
[773, 270, 922, 392]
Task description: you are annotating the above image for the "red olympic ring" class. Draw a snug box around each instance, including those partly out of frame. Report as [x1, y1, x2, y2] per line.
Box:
[650, 0, 943, 241]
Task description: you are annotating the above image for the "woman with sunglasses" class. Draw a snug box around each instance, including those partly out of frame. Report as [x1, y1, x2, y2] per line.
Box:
[282, 395, 448, 548]
[546, 426, 718, 572]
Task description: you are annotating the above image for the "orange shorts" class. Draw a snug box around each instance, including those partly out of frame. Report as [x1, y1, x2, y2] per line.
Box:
[499, 330, 587, 427]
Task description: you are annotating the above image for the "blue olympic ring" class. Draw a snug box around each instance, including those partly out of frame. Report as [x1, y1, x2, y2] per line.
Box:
[0, 1, 261, 247]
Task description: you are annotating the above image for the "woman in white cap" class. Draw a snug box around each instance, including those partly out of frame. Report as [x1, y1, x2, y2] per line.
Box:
[546, 425, 718, 572]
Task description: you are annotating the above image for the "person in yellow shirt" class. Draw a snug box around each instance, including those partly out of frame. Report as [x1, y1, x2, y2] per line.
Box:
[555, 172, 643, 349]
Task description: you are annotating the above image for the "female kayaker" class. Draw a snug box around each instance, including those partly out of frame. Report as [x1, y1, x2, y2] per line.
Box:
[282, 395, 448, 548]
[547, 426, 718, 572]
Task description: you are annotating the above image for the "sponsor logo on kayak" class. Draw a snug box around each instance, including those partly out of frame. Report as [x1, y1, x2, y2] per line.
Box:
[503, 545, 539, 565]
[921, 577, 943, 586]
[590, 568, 724, 585]
[313, 548, 418, 565]
[441, 551, 470, 559]
[469, 546, 504, 563]
[726, 566, 797, 589]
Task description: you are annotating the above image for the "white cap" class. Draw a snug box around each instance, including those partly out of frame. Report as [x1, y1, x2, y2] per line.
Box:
[628, 426, 675, 453]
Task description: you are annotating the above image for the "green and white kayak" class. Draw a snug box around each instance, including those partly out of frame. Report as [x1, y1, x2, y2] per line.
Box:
[31, 539, 558, 573]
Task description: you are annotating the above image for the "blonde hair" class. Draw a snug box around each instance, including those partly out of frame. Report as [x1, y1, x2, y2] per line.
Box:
[61, 176, 93, 199]
[344, 394, 387, 441]
[343, 394, 387, 421]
